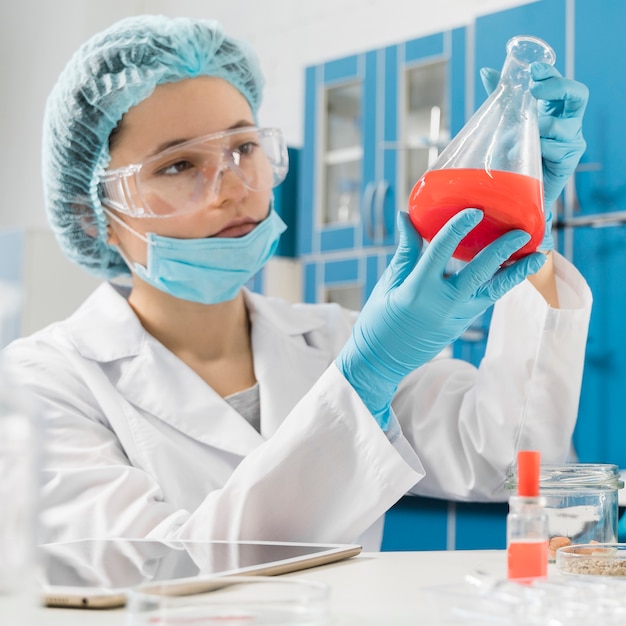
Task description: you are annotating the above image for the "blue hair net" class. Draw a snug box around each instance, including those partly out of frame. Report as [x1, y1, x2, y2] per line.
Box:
[42, 15, 265, 279]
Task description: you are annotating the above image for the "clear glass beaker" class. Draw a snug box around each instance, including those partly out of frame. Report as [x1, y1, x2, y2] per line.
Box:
[126, 576, 331, 625]
[506, 463, 624, 562]
[408, 35, 556, 262]
[0, 282, 41, 624]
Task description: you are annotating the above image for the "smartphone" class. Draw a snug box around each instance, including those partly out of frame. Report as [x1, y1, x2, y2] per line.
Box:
[39, 538, 362, 609]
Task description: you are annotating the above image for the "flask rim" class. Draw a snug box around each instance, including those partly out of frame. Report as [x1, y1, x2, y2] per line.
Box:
[505, 35, 556, 68]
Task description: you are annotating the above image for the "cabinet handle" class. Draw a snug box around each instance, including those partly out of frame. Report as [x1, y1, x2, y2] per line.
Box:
[556, 209, 626, 228]
[554, 163, 622, 229]
[373, 179, 390, 242]
[363, 181, 376, 240]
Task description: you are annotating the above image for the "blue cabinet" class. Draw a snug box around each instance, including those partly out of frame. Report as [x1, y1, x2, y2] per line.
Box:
[382, 496, 509, 551]
[568, 0, 626, 468]
[299, 29, 466, 308]
[472, 0, 626, 470]
[298, 48, 397, 259]
[274, 147, 300, 259]
[299, 0, 626, 550]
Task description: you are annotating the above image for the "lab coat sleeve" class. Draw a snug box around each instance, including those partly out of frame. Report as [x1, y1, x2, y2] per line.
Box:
[2, 338, 183, 541]
[170, 364, 425, 544]
[4, 332, 423, 546]
[391, 252, 592, 502]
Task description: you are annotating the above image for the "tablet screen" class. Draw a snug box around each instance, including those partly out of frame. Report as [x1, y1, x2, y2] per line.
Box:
[39, 538, 361, 608]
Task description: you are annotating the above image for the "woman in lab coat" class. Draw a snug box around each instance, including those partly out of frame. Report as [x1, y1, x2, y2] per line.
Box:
[3, 15, 591, 550]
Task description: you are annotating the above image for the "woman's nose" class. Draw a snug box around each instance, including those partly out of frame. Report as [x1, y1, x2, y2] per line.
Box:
[210, 163, 249, 204]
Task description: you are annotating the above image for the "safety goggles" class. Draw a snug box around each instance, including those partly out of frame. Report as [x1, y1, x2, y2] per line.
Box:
[99, 126, 289, 218]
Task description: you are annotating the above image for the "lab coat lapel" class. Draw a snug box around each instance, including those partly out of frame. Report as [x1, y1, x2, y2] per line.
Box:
[245, 291, 333, 438]
[118, 338, 267, 456]
[69, 283, 265, 458]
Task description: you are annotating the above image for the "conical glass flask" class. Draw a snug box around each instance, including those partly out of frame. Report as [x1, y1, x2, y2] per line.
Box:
[408, 35, 556, 262]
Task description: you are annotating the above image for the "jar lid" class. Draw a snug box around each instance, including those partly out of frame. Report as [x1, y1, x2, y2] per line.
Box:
[506, 463, 624, 489]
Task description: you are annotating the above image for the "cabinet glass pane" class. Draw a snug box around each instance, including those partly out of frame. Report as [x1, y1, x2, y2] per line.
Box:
[324, 285, 362, 311]
[403, 60, 449, 206]
[323, 82, 362, 225]
[324, 160, 361, 224]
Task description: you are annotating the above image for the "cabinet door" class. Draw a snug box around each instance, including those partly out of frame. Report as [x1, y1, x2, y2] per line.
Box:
[302, 253, 390, 308]
[570, 0, 626, 468]
[472, 0, 626, 469]
[298, 46, 397, 255]
[398, 32, 455, 217]
[299, 32, 462, 308]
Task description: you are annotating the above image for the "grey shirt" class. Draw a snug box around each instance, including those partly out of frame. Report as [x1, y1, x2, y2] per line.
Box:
[225, 383, 261, 433]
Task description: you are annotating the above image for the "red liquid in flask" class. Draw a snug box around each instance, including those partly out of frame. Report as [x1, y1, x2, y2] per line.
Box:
[408, 168, 544, 263]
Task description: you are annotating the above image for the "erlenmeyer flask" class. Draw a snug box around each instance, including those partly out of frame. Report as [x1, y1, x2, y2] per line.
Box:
[408, 35, 556, 263]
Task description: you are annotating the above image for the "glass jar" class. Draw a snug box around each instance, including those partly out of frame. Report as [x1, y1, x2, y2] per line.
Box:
[506, 464, 624, 561]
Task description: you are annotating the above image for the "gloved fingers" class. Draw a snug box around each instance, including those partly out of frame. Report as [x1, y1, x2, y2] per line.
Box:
[383, 211, 424, 288]
[396, 211, 423, 263]
[480, 252, 547, 301]
[538, 115, 585, 146]
[539, 209, 555, 252]
[416, 209, 484, 279]
[544, 209, 553, 231]
[540, 134, 586, 190]
[537, 94, 586, 207]
[479, 67, 500, 96]
[454, 229, 531, 295]
[530, 63, 589, 119]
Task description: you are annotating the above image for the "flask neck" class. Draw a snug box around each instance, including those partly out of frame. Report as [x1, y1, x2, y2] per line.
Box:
[498, 35, 556, 98]
[499, 57, 534, 95]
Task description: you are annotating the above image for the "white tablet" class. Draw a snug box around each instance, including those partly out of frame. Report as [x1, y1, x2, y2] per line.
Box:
[39, 538, 362, 609]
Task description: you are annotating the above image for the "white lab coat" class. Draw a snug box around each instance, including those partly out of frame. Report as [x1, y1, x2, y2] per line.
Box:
[2, 252, 591, 550]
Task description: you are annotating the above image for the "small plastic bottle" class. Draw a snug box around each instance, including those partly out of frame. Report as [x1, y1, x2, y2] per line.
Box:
[507, 450, 548, 581]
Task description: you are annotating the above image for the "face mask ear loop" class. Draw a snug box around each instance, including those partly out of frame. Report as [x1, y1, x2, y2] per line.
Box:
[103, 207, 149, 244]
[103, 207, 151, 273]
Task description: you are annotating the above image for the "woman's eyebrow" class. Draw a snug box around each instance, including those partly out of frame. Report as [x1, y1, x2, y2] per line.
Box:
[148, 120, 256, 156]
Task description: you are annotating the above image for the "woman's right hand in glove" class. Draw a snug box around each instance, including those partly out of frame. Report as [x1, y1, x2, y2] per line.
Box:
[335, 208, 546, 429]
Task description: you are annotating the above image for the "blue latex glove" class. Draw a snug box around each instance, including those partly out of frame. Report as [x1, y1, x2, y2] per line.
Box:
[336, 209, 546, 430]
[480, 63, 588, 251]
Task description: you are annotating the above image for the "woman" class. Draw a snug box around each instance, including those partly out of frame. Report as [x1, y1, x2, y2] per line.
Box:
[3, 15, 591, 550]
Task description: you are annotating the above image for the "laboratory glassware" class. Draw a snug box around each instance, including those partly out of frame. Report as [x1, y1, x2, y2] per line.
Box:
[507, 463, 624, 561]
[126, 576, 331, 625]
[0, 282, 41, 624]
[408, 35, 556, 263]
[507, 450, 549, 581]
[557, 542, 626, 577]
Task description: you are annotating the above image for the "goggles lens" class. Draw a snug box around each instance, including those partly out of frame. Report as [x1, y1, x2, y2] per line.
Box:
[100, 127, 289, 217]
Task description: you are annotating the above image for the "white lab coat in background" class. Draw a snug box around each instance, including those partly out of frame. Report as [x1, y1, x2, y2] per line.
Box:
[3, 252, 591, 550]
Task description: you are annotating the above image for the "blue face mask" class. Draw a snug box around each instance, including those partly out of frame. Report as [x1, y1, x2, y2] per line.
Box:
[106, 209, 287, 304]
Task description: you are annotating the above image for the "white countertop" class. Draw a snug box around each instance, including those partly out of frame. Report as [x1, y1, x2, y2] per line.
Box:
[6, 548, 626, 625]
[2, 550, 511, 626]
[285, 549, 510, 624]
